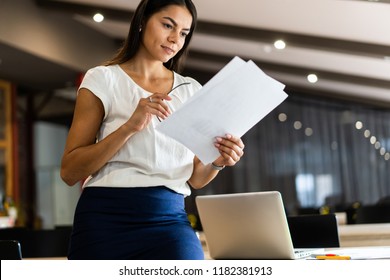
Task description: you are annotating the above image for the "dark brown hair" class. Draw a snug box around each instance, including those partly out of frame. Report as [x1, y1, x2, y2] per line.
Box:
[105, 0, 197, 72]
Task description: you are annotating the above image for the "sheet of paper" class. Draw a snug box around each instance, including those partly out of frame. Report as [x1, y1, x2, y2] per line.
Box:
[156, 56, 288, 164]
[325, 247, 390, 260]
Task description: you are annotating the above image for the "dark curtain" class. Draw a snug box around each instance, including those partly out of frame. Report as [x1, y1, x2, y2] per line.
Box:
[187, 92, 390, 217]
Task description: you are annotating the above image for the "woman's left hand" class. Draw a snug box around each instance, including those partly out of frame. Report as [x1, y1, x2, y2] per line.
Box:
[213, 134, 245, 167]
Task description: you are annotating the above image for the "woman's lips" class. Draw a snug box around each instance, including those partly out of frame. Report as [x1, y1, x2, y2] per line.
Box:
[162, 46, 175, 55]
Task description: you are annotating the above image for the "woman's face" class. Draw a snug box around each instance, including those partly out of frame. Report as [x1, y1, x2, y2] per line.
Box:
[141, 5, 193, 63]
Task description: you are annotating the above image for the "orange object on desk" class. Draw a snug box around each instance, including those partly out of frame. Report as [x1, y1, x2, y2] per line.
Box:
[316, 255, 351, 260]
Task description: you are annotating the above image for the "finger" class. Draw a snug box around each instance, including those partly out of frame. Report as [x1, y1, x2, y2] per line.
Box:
[147, 98, 172, 117]
[149, 94, 172, 114]
[225, 134, 245, 150]
[150, 93, 172, 102]
[148, 104, 170, 120]
[219, 150, 239, 165]
[150, 101, 171, 116]
[215, 143, 242, 163]
[215, 136, 244, 157]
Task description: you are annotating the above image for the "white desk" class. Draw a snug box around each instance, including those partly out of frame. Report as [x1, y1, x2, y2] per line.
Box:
[199, 224, 390, 259]
[323, 246, 390, 260]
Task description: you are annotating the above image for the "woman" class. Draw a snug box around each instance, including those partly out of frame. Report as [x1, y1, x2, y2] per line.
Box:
[61, 0, 244, 260]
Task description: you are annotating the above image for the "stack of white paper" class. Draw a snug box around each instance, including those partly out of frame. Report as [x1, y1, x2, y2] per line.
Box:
[156, 56, 288, 164]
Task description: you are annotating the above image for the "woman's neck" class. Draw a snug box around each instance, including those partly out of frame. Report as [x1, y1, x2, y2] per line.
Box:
[124, 60, 171, 80]
[120, 56, 174, 93]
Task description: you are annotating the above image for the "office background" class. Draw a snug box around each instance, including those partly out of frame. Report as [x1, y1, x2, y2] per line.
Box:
[0, 0, 389, 229]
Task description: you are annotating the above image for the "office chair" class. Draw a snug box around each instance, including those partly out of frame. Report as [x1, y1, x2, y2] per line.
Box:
[0, 240, 23, 260]
[287, 214, 340, 248]
[355, 205, 390, 224]
[0, 227, 72, 258]
[377, 196, 390, 205]
[344, 201, 362, 224]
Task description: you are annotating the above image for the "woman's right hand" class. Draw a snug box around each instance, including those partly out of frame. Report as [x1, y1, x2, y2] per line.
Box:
[125, 93, 172, 132]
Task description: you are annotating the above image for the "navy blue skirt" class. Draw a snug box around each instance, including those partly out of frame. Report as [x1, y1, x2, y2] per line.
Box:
[68, 186, 204, 260]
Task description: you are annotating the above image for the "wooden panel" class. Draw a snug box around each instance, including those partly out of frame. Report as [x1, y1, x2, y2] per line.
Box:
[0, 80, 14, 199]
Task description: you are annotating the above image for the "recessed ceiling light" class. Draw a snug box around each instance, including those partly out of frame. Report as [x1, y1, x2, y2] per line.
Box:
[274, 40, 286, 50]
[93, 13, 104, 23]
[355, 121, 363, 130]
[294, 121, 302, 130]
[305, 127, 313, 137]
[307, 74, 318, 83]
[278, 113, 287, 122]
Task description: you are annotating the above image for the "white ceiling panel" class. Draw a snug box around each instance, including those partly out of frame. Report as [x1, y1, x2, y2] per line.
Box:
[3, 0, 390, 106]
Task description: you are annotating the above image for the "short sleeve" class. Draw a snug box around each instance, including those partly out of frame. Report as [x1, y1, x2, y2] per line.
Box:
[78, 66, 112, 120]
[186, 76, 202, 92]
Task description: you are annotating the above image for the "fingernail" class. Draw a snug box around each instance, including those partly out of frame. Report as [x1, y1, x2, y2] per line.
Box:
[216, 137, 223, 142]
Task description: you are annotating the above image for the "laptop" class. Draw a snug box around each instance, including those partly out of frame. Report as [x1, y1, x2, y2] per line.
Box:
[195, 191, 323, 259]
[287, 214, 340, 248]
[0, 240, 23, 260]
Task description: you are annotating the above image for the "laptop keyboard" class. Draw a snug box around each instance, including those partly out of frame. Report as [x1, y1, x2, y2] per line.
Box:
[294, 249, 324, 259]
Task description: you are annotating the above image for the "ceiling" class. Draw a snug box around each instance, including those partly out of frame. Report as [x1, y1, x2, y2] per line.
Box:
[2, 0, 390, 115]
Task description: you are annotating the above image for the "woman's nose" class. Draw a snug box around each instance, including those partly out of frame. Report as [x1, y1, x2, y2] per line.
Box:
[168, 31, 179, 44]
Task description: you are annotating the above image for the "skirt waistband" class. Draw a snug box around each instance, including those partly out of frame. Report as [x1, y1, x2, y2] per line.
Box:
[78, 186, 185, 217]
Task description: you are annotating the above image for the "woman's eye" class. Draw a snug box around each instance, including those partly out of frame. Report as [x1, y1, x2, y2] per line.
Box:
[163, 23, 173, 29]
[181, 32, 188, 38]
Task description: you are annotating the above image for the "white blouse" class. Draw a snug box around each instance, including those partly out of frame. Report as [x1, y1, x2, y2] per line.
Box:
[78, 64, 202, 196]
